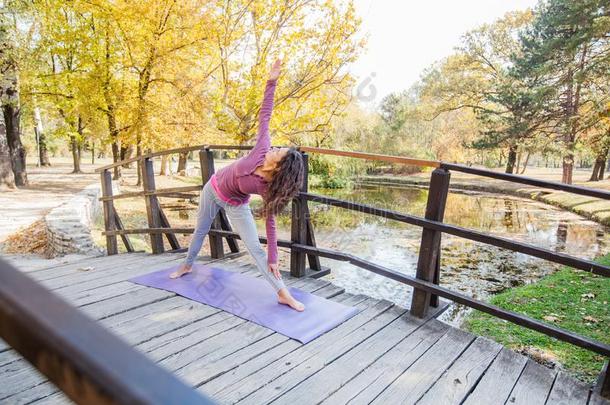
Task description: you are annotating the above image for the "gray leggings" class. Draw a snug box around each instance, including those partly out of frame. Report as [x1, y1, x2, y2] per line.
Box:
[185, 180, 286, 292]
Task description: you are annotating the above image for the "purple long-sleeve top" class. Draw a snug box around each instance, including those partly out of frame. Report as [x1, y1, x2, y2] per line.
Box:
[211, 79, 279, 264]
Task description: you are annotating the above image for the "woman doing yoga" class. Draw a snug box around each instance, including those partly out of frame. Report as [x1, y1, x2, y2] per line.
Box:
[170, 59, 305, 312]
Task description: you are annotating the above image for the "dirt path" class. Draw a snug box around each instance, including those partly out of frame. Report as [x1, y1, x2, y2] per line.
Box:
[0, 159, 111, 243]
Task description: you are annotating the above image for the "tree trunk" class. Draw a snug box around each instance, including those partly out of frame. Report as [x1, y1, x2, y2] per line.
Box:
[135, 135, 142, 186]
[3, 103, 27, 186]
[34, 107, 50, 166]
[120, 145, 134, 168]
[160, 155, 168, 175]
[520, 152, 531, 174]
[70, 135, 82, 173]
[589, 160, 602, 181]
[71, 116, 83, 174]
[177, 152, 188, 174]
[589, 147, 608, 181]
[562, 153, 574, 184]
[505, 144, 518, 174]
[0, 118, 15, 188]
[111, 141, 121, 179]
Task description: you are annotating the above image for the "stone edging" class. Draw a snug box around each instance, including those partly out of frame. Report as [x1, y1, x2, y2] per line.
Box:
[45, 182, 119, 256]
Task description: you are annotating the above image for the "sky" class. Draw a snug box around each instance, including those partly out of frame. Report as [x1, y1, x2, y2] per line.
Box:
[350, 0, 539, 107]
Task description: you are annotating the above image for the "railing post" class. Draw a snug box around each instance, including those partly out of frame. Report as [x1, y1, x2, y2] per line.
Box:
[100, 169, 118, 255]
[410, 167, 451, 318]
[290, 152, 309, 277]
[142, 157, 165, 254]
[199, 148, 224, 259]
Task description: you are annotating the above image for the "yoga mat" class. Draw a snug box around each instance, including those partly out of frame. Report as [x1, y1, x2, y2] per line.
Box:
[129, 264, 360, 344]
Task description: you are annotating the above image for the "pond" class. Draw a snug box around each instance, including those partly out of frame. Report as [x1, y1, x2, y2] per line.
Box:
[265, 185, 609, 325]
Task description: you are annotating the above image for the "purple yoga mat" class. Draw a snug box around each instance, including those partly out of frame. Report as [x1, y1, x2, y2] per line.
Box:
[129, 264, 359, 344]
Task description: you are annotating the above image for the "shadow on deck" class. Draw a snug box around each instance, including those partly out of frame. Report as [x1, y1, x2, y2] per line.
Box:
[1, 252, 606, 405]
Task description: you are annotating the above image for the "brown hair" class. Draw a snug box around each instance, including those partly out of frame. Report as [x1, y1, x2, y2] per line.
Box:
[263, 147, 304, 216]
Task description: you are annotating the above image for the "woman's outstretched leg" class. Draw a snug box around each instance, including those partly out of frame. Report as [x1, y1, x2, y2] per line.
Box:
[226, 204, 304, 311]
[171, 182, 220, 278]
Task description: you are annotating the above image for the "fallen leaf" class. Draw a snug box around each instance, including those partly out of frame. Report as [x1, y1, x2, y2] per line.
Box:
[583, 316, 600, 323]
[543, 315, 560, 323]
[581, 293, 595, 300]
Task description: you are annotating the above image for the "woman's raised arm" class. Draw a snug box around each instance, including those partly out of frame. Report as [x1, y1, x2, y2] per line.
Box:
[252, 59, 281, 152]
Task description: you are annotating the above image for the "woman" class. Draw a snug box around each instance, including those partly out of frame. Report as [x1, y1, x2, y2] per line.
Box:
[170, 59, 305, 312]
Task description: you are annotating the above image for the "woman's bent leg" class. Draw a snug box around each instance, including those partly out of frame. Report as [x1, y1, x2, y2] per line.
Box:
[225, 205, 286, 292]
[184, 182, 221, 266]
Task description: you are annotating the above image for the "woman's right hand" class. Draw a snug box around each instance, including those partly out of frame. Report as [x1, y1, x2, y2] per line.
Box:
[269, 59, 282, 81]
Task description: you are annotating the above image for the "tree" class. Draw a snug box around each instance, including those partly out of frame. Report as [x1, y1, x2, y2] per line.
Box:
[419, 11, 539, 173]
[516, 0, 610, 183]
[211, 0, 363, 146]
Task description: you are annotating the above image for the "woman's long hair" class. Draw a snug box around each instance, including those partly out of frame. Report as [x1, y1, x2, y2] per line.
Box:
[263, 147, 304, 216]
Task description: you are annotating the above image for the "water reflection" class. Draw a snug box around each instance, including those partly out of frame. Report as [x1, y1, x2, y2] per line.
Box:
[302, 185, 609, 324]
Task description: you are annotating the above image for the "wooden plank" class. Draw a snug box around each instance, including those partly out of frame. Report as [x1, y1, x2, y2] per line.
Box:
[113, 210, 135, 252]
[462, 348, 528, 404]
[218, 209, 240, 253]
[506, 360, 557, 405]
[199, 148, 224, 259]
[0, 259, 213, 405]
[99, 185, 204, 201]
[290, 152, 308, 277]
[156, 282, 340, 374]
[21, 252, 158, 282]
[411, 168, 450, 317]
[38, 253, 180, 290]
[100, 169, 118, 255]
[0, 272, 324, 398]
[0, 256, 185, 360]
[176, 294, 368, 390]
[416, 337, 503, 405]
[212, 299, 401, 404]
[157, 204, 181, 250]
[319, 318, 450, 405]
[369, 326, 475, 404]
[1, 260, 253, 399]
[13, 254, 104, 274]
[546, 371, 589, 405]
[203, 296, 386, 399]
[142, 158, 164, 253]
[237, 306, 420, 405]
[18, 266, 283, 404]
[299, 146, 441, 168]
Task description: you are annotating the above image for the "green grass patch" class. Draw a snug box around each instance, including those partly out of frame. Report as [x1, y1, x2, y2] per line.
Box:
[463, 254, 610, 383]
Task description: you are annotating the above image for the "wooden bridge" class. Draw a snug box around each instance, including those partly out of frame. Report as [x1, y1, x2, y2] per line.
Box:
[1, 145, 609, 404]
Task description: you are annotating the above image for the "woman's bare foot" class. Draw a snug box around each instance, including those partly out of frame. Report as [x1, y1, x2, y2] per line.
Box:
[277, 288, 305, 311]
[170, 264, 192, 279]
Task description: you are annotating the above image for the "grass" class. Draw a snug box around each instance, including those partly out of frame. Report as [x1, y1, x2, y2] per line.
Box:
[463, 254, 610, 383]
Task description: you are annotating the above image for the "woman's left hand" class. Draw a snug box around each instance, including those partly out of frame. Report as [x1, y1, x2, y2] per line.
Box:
[269, 59, 282, 81]
[268, 262, 282, 280]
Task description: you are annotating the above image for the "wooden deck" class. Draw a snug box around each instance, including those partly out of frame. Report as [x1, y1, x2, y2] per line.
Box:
[1, 252, 607, 405]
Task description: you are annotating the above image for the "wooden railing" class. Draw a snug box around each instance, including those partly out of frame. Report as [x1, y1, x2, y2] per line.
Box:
[0, 258, 216, 404]
[96, 144, 610, 398]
